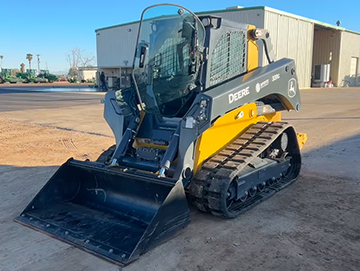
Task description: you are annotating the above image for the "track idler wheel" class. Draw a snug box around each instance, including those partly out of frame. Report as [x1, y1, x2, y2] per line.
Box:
[239, 191, 248, 202]
[221, 178, 249, 218]
[257, 182, 266, 192]
[248, 186, 257, 197]
[267, 177, 275, 186]
[226, 181, 237, 208]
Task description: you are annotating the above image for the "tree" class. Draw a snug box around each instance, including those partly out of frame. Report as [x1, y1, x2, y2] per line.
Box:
[11, 69, 20, 77]
[66, 48, 95, 77]
[26, 54, 33, 70]
[20, 63, 25, 73]
[68, 67, 78, 78]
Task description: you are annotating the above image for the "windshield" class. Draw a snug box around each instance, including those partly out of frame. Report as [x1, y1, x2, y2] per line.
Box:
[132, 4, 205, 116]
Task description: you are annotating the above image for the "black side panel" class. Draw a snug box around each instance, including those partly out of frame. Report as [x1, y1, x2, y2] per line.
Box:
[203, 58, 301, 119]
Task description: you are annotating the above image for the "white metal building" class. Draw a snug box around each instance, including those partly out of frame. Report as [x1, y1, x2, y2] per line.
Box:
[78, 67, 97, 82]
[95, 6, 360, 88]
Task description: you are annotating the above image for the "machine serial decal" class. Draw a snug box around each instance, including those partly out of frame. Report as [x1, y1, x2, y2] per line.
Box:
[288, 78, 296, 98]
[255, 79, 269, 93]
[272, 74, 280, 81]
[228, 86, 250, 104]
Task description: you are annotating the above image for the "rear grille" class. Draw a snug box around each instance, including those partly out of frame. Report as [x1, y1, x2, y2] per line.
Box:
[209, 31, 247, 86]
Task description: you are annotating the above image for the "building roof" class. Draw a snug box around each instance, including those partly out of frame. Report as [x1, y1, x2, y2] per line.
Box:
[262, 6, 359, 35]
[95, 5, 360, 36]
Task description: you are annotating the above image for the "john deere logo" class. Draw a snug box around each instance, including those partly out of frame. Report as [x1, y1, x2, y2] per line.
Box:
[288, 79, 296, 98]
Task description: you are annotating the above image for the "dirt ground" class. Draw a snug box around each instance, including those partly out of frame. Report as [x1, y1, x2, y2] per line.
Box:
[0, 87, 359, 271]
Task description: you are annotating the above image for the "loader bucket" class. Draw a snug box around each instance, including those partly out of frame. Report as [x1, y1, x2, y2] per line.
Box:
[14, 159, 190, 265]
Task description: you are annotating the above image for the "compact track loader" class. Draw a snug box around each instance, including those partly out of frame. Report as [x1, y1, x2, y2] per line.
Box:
[15, 4, 307, 266]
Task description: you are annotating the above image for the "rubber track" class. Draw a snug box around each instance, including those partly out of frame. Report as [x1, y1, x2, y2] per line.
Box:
[189, 121, 299, 218]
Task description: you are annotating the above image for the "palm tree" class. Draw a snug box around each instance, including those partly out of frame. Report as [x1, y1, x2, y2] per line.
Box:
[20, 63, 25, 73]
[26, 54, 33, 70]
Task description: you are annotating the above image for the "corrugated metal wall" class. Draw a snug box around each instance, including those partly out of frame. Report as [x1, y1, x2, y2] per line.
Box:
[264, 10, 314, 88]
[96, 23, 139, 68]
[208, 9, 265, 26]
[96, 9, 266, 69]
[312, 28, 341, 86]
[338, 31, 360, 86]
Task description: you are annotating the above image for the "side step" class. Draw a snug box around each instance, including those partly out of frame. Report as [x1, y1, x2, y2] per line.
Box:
[14, 159, 190, 266]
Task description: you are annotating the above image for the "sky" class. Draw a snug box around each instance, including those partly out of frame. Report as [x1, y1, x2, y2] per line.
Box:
[1, 0, 359, 73]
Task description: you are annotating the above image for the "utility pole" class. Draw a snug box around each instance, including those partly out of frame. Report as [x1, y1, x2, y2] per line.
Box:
[37, 54, 41, 75]
[0, 55, 3, 73]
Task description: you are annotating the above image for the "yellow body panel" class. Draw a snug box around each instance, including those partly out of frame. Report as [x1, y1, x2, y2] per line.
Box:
[193, 25, 279, 174]
[132, 138, 168, 150]
[296, 133, 308, 150]
[247, 25, 259, 72]
[193, 103, 282, 174]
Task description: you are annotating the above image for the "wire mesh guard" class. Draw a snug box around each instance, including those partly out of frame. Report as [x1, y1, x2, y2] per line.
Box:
[156, 38, 190, 77]
[209, 31, 247, 86]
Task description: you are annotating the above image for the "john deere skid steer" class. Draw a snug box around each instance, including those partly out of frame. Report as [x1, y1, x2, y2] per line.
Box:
[15, 3, 307, 266]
